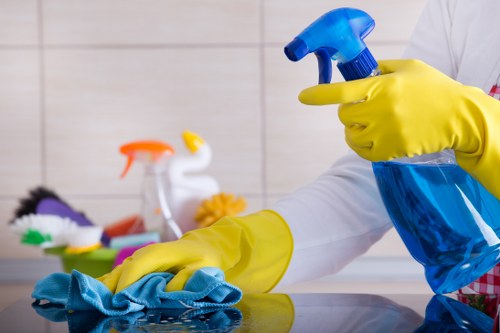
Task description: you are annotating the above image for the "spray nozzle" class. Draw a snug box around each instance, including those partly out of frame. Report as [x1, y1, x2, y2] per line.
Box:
[119, 141, 175, 178]
[284, 7, 378, 83]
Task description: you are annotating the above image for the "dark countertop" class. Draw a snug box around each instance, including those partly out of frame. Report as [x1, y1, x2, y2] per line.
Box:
[0, 293, 497, 332]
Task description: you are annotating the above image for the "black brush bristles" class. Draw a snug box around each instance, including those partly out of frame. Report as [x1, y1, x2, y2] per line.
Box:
[10, 186, 63, 224]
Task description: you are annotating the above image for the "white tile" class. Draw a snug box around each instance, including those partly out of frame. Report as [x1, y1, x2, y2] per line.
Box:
[0, 50, 42, 196]
[43, 0, 260, 45]
[0, 0, 38, 45]
[264, 0, 428, 44]
[44, 48, 261, 195]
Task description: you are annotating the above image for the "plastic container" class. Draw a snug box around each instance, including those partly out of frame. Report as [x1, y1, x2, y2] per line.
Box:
[373, 160, 500, 293]
[285, 7, 500, 294]
[44, 247, 118, 278]
[120, 140, 183, 242]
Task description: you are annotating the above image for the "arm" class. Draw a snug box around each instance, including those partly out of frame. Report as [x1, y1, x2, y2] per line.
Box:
[274, 152, 392, 287]
[100, 152, 393, 293]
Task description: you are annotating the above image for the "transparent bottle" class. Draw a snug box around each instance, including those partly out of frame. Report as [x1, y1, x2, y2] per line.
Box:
[140, 162, 183, 242]
[120, 141, 183, 242]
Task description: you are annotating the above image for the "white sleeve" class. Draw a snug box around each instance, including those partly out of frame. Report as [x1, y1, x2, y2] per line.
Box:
[403, 0, 457, 77]
[272, 152, 393, 286]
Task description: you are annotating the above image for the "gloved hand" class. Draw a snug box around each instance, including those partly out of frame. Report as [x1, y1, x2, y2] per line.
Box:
[98, 210, 293, 294]
[299, 59, 500, 199]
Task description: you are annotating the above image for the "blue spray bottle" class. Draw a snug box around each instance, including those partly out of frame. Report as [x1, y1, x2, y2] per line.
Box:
[285, 7, 500, 294]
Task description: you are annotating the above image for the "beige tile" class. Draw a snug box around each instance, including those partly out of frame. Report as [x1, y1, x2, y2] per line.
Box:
[363, 228, 413, 258]
[264, 0, 428, 43]
[50, 196, 142, 227]
[0, 50, 42, 197]
[0, 0, 38, 45]
[264, 46, 346, 194]
[219, 195, 263, 217]
[44, 48, 261, 196]
[67, 195, 263, 227]
[43, 0, 260, 45]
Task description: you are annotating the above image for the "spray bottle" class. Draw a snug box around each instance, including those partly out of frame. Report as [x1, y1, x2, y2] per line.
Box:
[285, 7, 500, 294]
[120, 140, 183, 242]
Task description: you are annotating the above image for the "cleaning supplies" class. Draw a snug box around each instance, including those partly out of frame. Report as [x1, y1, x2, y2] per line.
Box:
[10, 214, 79, 248]
[120, 131, 220, 240]
[285, 7, 500, 293]
[165, 130, 220, 233]
[120, 140, 182, 242]
[10, 187, 104, 253]
[102, 214, 146, 243]
[195, 192, 247, 228]
[10, 186, 94, 227]
[64, 226, 104, 254]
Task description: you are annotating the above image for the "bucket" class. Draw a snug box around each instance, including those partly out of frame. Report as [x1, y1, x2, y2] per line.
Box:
[44, 247, 118, 278]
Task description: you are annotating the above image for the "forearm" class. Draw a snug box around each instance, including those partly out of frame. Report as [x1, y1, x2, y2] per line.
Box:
[272, 152, 393, 287]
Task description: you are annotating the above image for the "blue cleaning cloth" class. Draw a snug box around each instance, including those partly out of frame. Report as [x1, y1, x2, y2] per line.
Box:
[32, 267, 242, 316]
[32, 302, 243, 333]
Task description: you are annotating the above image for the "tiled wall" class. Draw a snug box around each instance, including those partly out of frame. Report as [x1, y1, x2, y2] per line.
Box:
[0, 0, 427, 260]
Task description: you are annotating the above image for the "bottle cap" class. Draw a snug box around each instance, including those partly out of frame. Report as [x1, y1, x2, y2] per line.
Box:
[337, 47, 378, 81]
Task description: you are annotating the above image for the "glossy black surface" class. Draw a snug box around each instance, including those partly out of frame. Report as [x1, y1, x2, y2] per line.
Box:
[0, 293, 497, 332]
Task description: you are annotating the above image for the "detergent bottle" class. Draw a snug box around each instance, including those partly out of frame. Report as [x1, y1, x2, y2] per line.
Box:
[165, 130, 220, 233]
[120, 140, 183, 242]
[285, 7, 500, 294]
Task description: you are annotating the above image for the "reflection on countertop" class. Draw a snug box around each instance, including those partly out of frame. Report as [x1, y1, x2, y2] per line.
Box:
[1, 293, 498, 332]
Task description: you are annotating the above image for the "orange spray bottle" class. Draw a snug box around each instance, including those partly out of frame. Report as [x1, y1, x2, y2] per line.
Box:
[119, 140, 183, 242]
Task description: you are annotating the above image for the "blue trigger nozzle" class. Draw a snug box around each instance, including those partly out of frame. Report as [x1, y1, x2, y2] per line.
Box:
[284, 38, 309, 62]
[284, 7, 378, 83]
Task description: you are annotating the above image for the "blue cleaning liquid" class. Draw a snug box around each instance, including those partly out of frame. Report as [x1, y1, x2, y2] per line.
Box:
[372, 161, 500, 294]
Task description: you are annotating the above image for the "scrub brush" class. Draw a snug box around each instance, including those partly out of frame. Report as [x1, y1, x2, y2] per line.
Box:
[9, 186, 104, 252]
[10, 214, 79, 247]
[9, 186, 94, 227]
[194, 192, 247, 228]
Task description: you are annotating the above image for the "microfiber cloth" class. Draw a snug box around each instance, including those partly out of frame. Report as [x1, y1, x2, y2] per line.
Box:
[32, 303, 243, 333]
[32, 267, 242, 316]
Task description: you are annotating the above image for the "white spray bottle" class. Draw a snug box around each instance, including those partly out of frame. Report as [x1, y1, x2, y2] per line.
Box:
[166, 130, 220, 233]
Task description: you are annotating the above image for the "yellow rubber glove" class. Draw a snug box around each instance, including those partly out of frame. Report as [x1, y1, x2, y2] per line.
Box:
[299, 59, 500, 199]
[98, 210, 293, 294]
